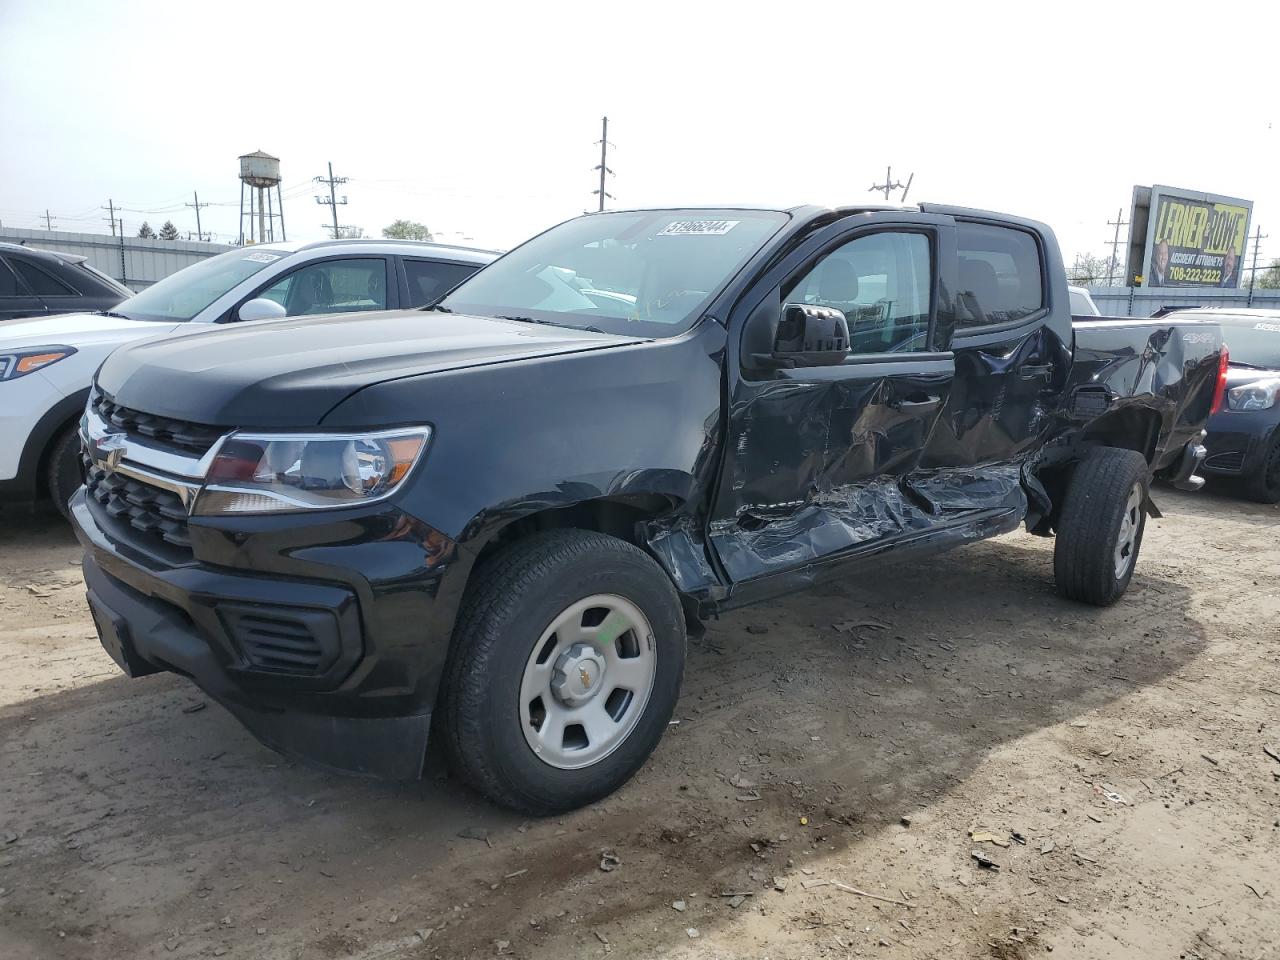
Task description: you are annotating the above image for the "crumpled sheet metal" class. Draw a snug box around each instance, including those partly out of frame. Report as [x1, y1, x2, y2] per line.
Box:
[709, 462, 1026, 584]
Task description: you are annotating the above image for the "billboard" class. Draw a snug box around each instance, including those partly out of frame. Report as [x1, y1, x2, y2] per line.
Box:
[1131, 185, 1252, 288]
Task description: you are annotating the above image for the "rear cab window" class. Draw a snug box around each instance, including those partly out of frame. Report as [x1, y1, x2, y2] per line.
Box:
[955, 222, 1045, 328]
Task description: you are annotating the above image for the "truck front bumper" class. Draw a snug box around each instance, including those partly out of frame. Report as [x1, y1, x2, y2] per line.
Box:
[70, 488, 466, 779]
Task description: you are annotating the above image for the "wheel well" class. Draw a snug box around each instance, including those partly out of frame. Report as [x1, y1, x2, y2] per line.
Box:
[473, 494, 682, 569]
[467, 493, 703, 633]
[35, 414, 81, 500]
[1076, 406, 1162, 465]
[1031, 407, 1162, 535]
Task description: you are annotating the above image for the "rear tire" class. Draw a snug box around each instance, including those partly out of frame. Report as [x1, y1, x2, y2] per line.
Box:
[439, 529, 686, 815]
[1053, 448, 1151, 606]
[46, 425, 84, 523]
[1242, 434, 1280, 504]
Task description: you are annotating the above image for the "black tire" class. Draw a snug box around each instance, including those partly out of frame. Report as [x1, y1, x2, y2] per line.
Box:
[439, 529, 686, 814]
[1053, 448, 1151, 606]
[1242, 434, 1280, 504]
[46, 425, 84, 523]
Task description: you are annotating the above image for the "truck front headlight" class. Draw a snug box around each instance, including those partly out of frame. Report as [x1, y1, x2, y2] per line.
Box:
[193, 427, 431, 515]
[1226, 378, 1280, 411]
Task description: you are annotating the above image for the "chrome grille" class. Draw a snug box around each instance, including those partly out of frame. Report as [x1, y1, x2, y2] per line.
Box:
[84, 457, 191, 550]
[91, 391, 223, 456]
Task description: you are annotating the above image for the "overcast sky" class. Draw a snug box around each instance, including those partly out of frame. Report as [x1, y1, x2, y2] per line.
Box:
[1, 0, 1277, 267]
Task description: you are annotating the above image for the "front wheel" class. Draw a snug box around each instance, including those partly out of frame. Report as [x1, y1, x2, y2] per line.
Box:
[439, 529, 686, 814]
[1242, 434, 1280, 504]
[1053, 448, 1151, 606]
[47, 425, 84, 522]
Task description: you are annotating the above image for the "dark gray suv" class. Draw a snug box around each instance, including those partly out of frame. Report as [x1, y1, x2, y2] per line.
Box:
[0, 242, 133, 322]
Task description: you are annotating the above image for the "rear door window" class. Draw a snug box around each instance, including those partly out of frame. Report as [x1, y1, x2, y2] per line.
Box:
[955, 223, 1044, 328]
[404, 259, 479, 306]
[10, 257, 76, 297]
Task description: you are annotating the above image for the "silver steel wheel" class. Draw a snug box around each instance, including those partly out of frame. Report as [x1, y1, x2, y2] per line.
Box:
[518, 594, 657, 770]
[1113, 482, 1143, 579]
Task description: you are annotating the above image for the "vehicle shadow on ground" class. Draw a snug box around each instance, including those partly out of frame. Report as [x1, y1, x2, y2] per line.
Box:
[0, 532, 1207, 960]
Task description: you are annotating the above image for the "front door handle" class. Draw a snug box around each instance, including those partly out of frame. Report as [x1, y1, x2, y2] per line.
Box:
[895, 397, 943, 414]
[1019, 363, 1054, 381]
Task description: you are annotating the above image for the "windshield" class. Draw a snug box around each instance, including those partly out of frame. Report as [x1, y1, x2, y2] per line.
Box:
[118, 248, 287, 322]
[440, 209, 789, 336]
[1224, 321, 1280, 369]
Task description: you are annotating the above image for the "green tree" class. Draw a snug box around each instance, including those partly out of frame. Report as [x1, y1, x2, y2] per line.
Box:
[381, 219, 432, 241]
[1067, 251, 1125, 287]
[158, 220, 180, 240]
[1252, 258, 1280, 289]
[136, 221, 156, 239]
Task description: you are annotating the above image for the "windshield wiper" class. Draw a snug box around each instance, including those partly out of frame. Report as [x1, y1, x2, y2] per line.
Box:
[420, 303, 452, 313]
[1229, 360, 1269, 370]
[97, 310, 132, 320]
[497, 315, 605, 334]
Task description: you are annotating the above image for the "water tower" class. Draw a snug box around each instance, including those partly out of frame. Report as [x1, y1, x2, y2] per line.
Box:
[238, 150, 286, 245]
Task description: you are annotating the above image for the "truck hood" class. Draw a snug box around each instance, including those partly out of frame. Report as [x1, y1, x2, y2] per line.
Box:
[0, 311, 181, 349]
[96, 309, 645, 427]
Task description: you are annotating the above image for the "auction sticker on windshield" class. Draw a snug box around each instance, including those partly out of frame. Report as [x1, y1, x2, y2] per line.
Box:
[657, 220, 740, 236]
[243, 252, 281, 263]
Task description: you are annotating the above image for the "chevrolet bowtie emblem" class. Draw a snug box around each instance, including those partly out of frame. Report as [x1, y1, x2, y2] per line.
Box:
[579, 666, 592, 690]
[95, 433, 128, 471]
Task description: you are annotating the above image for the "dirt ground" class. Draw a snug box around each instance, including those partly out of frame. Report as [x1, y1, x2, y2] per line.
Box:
[1, 488, 1277, 960]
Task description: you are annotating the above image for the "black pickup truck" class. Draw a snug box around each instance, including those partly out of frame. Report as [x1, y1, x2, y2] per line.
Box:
[72, 204, 1224, 814]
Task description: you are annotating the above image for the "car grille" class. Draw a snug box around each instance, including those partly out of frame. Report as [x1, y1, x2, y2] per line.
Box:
[1204, 451, 1246, 472]
[84, 458, 191, 550]
[91, 391, 223, 456]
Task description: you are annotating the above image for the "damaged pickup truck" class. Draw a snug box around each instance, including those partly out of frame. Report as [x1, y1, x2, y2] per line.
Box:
[72, 204, 1224, 814]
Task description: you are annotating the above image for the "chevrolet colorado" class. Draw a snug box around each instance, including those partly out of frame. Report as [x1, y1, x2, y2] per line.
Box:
[72, 204, 1223, 814]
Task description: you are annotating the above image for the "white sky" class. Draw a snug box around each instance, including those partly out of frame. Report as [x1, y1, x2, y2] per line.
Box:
[2, 0, 1277, 266]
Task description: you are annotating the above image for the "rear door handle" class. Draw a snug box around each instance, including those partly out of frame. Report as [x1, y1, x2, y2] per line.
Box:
[1019, 363, 1054, 381]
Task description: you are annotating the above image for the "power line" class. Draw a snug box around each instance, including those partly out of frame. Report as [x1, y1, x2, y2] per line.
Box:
[314, 161, 349, 238]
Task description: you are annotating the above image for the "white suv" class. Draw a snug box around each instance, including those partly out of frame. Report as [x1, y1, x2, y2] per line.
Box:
[0, 238, 495, 519]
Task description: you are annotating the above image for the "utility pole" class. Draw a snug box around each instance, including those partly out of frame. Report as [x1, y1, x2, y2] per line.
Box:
[1106, 207, 1129, 286]
[1247, 225, 1268, 306]
[869, 166, 905, 202]
[186, 191, 209, 242]
[44, 209, 55, 231]
[314, 161, 349, 238]
[592, 116, 614, 212]
[102, 199, 118, 236]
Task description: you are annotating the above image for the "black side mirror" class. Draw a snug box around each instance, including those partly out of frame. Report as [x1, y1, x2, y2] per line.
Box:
[760, 304, 849, 368]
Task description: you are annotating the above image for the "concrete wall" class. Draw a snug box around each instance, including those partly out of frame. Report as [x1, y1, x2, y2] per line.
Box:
[0, 227, 231, 291]
[1086, 284, 1280, 317]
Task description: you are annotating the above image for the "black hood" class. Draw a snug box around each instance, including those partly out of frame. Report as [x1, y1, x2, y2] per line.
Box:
[96, 310, 641, 427]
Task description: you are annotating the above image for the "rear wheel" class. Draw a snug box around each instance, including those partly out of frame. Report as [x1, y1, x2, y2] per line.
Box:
[1242, 434, 1280, 504]
[1053, 448, 1151, 606]
[440, 529, 686, 814]
[46, 425, 84, 522]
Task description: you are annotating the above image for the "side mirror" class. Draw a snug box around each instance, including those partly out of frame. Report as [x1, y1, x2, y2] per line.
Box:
[237, 298, 288, 323]
[763, 304, 849, 368]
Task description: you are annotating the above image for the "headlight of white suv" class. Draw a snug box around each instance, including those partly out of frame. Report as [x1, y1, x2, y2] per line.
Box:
[1227, 378, 1280, 412]
[0, 345, 77, 380]
[193, 427, 432, 516]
